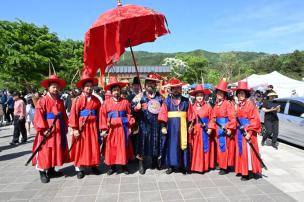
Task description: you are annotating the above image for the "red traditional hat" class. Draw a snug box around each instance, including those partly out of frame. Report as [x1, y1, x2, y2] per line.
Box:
[236, 81, 251, 92]
[145, 73, 160, 81]
[215, 79, 228, 92]
[76, 73, 98, 89]
[161, 80, 169, 88]
[105, 77, 127, 91]
[189, 84, 211, 96]
[168, 78, 184, 87]
[40, 75, 66, 89]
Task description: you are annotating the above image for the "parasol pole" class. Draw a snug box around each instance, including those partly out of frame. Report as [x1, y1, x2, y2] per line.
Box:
[117, 0, 122, 6]
[70, 68, 80, 87]
[129, 40, 142, 91]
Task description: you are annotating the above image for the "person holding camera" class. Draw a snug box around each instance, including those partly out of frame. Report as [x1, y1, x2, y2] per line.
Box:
[261, 91, 280, 149]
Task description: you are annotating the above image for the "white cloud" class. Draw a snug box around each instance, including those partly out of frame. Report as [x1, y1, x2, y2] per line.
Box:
[255, 22, 304, 38]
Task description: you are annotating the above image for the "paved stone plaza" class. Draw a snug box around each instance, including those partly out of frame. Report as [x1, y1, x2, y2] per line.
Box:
[0, 125, 303, 202]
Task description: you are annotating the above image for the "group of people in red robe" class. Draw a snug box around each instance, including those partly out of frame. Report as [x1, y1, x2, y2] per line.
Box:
[30, 72, 263, 183]
[189, 79, 262, 181]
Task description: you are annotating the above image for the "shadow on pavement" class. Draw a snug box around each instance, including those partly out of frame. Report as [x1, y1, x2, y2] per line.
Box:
[60, 165, 77, 177]
[0, 134, 13, 139]
[0, 150, 32, 161]
[0, 144, 18, 152]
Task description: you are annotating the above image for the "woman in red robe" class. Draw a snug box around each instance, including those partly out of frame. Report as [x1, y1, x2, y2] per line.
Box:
[69, 74, 101, 179]
[209, 79, 236, 175]
[235, 81, 262, 180]
[189, 84, 213, 173]
[32, 75, 70, 183]
[100, 77, 135, 175]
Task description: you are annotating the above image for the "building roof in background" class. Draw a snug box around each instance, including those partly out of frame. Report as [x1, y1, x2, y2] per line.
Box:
[106, 66, 171, 73]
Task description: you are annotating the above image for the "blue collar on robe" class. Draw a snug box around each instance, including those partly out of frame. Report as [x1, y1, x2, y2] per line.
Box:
[216, 117, 229, 152]
[45, 112, 67, 150]
[107, 111, 128, 146]
[237, 118, 250, 155]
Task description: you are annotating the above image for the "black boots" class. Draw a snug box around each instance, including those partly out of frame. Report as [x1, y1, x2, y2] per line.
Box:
[107, 166, 115, 175]
[139, 160, 145, 175]
[77, 171, 85, 179]
[40, 168, 63, 183]
[122, 165, 129, 175]
[219, 169, 228, 175]
[39, 171, 50, 183]
[48, 167, 63, 178]
[241, 175, 249, 181]
[166, 167, 173, 175]
[91, 166, 100, 175]
[151, 158, 159, 170]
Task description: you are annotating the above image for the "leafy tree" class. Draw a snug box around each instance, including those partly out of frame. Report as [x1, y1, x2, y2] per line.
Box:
[205, 69, 220, 84]
[58, 39, 84, 88]
[176, 55, 209, 83]
[0, 20, 61, 90]
[217, 52, 240, 81]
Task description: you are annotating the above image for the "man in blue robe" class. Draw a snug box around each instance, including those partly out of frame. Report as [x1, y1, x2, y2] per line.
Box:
[132, 73, 163, 174]
[158, 78, 194, 174]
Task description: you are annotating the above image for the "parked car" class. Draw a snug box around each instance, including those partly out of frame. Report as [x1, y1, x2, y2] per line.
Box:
[260, 97, 304, 147]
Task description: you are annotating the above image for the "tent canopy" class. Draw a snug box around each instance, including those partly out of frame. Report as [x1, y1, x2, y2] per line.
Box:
[236, 71, 304, 98]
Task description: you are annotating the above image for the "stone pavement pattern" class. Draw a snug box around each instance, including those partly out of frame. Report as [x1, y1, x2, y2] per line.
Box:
[0, 125, 302, 202]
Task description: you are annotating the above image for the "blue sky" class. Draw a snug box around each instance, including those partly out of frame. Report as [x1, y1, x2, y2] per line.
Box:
[1, 0, 304, 54]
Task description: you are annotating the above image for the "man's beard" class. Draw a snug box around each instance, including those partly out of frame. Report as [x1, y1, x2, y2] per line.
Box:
[172, 92, 181, 98]
[50, 91, 58, 96]
[146, 86, 155, 94]
[113, 93, 120, 99]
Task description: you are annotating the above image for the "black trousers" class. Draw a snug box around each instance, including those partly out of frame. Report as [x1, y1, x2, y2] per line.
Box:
[263, 119, 279, 145]
[6, 108, 14, 122]
[12, 116, 27, 143]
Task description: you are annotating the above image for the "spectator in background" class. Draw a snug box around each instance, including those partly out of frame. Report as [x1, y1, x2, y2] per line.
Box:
[26, 97, 35, 135]
[253, 90, 263, 109]
[1, 90, 8, 123]
[0, 100, 4, 126]
[261, 91, 280, 150]
[6, 91, 14, 124]
[10, 92, 27, 145]
[61, 90, 72, 116]
[93, 86, 104, 104]
[32, 91, 41, 107]
[264, 85, 274, 98]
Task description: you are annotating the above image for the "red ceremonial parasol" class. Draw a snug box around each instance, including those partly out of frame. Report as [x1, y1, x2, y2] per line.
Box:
[83, 0, 170, 88]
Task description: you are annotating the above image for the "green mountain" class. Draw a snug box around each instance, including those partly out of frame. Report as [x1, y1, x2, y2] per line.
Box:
[118, 49, 268, 66]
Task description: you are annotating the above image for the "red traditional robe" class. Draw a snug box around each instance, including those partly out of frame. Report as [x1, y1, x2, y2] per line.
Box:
[190, 101, 213, 172]
[32, 93, 70, 169]
[209, 100, 236, 170]
[69, 94, 101, 167]
[235, 99, 262, 175]
[100, 98, 135, 166]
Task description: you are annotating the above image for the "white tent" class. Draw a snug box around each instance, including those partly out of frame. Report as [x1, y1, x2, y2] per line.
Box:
[236, 71, 304, 98]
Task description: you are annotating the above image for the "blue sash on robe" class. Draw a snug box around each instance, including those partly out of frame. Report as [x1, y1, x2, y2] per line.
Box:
[216, 117, 228, 152]
[199, 117, 209, 153]
[46, 112, 67, 150]
[107, 111, 128, 146]
[79, 109, 97, 117]
[79, 109, 101, 144]
[237, 118, 250, 155]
